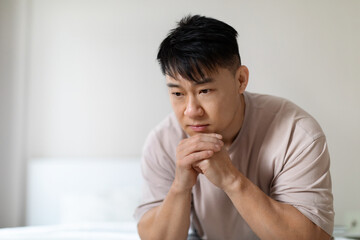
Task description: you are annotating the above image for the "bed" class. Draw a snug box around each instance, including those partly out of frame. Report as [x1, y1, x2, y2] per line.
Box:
[0, 158, 142, 239]
[0, 222, 140, 240]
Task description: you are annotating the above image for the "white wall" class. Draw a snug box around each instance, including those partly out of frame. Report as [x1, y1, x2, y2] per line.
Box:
[26, 0, 172, 158]
[1, 0, 359, 227]
[0, 0, 28, 227]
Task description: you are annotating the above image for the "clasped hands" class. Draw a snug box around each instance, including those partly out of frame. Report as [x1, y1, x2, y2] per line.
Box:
[174, 133, 240, 193]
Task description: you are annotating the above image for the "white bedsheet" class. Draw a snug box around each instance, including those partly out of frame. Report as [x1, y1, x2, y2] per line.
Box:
[0, 222, 140, 240]
[1, 223, 356, 240]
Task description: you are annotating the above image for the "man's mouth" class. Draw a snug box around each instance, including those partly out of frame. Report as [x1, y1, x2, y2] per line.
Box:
[188, 124, 209, 132]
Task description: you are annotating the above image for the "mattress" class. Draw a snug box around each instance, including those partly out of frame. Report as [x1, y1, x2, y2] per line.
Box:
[0, 222, 140, 240]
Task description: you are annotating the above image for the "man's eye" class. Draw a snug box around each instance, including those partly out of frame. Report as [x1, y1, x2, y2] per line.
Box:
[200, 89, 211, 94]
[172, 92, 183, 97]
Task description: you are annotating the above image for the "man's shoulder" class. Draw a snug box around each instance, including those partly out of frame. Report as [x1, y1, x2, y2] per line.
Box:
[152, 112, 184, 137]
[246, 92, 302, 113]
[245, 92, 325, 140]
[144, 113, 185, 153]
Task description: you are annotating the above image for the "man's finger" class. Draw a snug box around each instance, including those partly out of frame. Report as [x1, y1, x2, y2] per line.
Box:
[187, 141, 223, 155]
[179, 150, 214, 167]
[178, 134, 223, 152]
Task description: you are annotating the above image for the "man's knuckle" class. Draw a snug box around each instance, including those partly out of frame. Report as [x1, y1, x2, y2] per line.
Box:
[193, 141, 202, 149]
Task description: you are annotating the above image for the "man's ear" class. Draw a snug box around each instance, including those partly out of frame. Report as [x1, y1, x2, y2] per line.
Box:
[235, 65, 249, 94]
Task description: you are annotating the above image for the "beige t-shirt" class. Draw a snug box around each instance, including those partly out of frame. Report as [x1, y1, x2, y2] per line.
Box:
[134, 92, 334, 239]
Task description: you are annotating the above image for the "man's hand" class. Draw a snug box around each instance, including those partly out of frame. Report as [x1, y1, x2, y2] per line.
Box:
[193, 142, 239, 191]
[173, 133, 224, 192]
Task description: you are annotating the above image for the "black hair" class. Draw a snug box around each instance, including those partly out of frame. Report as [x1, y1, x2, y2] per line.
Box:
[157, 15, 241, 83]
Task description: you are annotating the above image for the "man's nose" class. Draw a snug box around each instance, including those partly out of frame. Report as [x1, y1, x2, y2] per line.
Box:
[184, 96, 204, 117]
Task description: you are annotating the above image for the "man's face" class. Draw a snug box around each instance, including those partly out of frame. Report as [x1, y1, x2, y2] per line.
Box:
[166, 66, 248, 144]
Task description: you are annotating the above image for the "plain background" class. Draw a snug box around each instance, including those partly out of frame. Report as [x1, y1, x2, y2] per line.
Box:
[0, 0, 359, 228]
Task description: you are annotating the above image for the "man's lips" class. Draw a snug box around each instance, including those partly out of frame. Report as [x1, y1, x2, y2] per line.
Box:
[188, 124, 209, 132]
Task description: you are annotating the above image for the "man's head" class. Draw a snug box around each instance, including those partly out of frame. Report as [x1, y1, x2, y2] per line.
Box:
[158, 15, 248, 146]
[157, 15, 241, 82]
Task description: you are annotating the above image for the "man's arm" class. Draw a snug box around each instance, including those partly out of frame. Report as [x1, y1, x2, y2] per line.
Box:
[137, 133, 223, 240]
[138, 183, 192, 240]
[225, 172, 331, 240]
[195, 147, 331, 240]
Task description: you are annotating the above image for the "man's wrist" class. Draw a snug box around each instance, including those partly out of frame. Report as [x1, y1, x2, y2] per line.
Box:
[223, 170, 246, 196]
[171, 180, 193, 196]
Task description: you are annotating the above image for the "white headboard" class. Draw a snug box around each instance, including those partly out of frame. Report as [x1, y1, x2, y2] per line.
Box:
[26, 158, 142, 226]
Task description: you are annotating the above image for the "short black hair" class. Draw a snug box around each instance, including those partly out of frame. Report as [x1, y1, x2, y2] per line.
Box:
[157, 15, 241, 83]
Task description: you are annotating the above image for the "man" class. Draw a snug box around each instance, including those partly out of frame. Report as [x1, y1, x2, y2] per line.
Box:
[134, 15, 334, 240]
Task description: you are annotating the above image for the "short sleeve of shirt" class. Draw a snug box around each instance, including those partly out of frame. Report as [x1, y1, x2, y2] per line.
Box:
[270, 135, 334, 235]
[133, 129, 176, 222]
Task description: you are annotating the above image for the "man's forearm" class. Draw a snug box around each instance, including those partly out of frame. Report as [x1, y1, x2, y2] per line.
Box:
[224, 173, 330, 240]
[138, 183, 192, 240]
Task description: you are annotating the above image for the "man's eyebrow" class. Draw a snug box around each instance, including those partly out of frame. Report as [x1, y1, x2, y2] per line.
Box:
[166, 78, 214, 88]
[166, 83, 180, 88]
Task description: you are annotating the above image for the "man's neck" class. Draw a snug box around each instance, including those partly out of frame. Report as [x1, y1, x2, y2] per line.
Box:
[224, 94, 246, 149]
